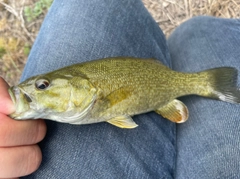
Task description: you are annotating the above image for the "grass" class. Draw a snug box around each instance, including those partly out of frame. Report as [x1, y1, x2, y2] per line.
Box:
[0, 0, 240, 86]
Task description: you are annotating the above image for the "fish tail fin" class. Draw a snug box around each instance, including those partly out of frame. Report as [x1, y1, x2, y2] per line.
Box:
[199, 67, 240, 103]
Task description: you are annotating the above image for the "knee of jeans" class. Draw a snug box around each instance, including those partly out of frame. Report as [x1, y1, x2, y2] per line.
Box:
[167, 16, 219, 71]
[183, 16, 216, 28]
[167, 15, 219, 58]
[169, 16, 217, 40]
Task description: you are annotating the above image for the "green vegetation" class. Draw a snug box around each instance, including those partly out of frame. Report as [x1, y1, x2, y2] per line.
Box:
[24, 0, 53, 22]
[0, 47, 6, 59]
[24, 44, 31, 56]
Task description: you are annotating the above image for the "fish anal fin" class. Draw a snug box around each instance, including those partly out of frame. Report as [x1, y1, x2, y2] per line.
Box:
[156, 99, 189, 123]
[107, 116, 138, 129]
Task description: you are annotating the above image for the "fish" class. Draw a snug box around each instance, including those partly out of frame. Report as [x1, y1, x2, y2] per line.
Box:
[8, 57, 240, 129]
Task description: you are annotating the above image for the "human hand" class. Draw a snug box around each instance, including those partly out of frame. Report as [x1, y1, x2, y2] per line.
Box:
[0, 77, 47, 178]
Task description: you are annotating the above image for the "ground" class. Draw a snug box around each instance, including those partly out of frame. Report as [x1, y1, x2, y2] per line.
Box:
[0, 0, 240, 85]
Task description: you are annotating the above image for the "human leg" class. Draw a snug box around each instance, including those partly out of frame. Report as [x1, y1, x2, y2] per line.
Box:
[22, 0, 175, 178]
[168, 16, 240, 178]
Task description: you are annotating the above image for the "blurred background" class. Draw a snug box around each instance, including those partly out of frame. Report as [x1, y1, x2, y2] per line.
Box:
[0, 0, 240, 85]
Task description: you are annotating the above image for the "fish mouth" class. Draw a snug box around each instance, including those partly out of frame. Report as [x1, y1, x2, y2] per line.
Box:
[8, 86, 32, 119]
[8, 87, 17, 105]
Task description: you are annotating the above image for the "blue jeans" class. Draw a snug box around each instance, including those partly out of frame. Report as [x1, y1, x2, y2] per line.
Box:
[21, 0, 240, 178]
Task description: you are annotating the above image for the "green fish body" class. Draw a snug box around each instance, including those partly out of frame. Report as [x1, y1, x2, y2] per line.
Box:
[8, 57, 240, 128]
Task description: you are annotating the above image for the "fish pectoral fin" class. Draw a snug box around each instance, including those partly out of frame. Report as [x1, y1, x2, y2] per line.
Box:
[107, 116, 138, 129]
[155, 99, 189, 123]
[105, 86, 133, 107]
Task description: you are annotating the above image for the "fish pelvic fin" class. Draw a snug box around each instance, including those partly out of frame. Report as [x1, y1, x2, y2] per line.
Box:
[156, 99, 189, 123]
[107, 116, 138, 129]
[199, 67, 240, 103]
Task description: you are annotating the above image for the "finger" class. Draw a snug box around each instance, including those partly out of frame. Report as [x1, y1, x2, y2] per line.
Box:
[0, 114, 46, 147]
[0, 145, 42, 178]
[0, 77, 15, 115]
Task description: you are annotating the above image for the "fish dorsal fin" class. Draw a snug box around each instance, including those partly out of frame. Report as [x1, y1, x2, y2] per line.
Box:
[155, 99, 189, 123]
[107, 116, 138, 129]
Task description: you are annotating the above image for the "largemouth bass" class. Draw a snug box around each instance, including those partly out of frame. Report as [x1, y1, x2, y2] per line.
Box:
[8, 57, 240, 128]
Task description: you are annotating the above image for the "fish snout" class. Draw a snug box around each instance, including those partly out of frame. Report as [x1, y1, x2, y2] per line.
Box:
[9, 86, 32, 103]
[8, 86, 32, 119]
[8, 86, 19, 105]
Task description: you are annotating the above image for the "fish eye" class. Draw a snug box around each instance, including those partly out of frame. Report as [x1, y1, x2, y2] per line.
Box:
[35, 79, 50, 90]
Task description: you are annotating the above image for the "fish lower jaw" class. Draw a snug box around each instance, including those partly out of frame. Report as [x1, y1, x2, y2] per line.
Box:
[9, 111, 38, 120]
[9, 113, 21, 120]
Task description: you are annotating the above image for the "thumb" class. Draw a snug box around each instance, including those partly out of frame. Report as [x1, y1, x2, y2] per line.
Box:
[0, 77, 15, 115]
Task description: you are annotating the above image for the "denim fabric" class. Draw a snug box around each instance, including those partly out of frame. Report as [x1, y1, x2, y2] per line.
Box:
[168, 16, 240, 179]
[22, 0, 175, 178]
